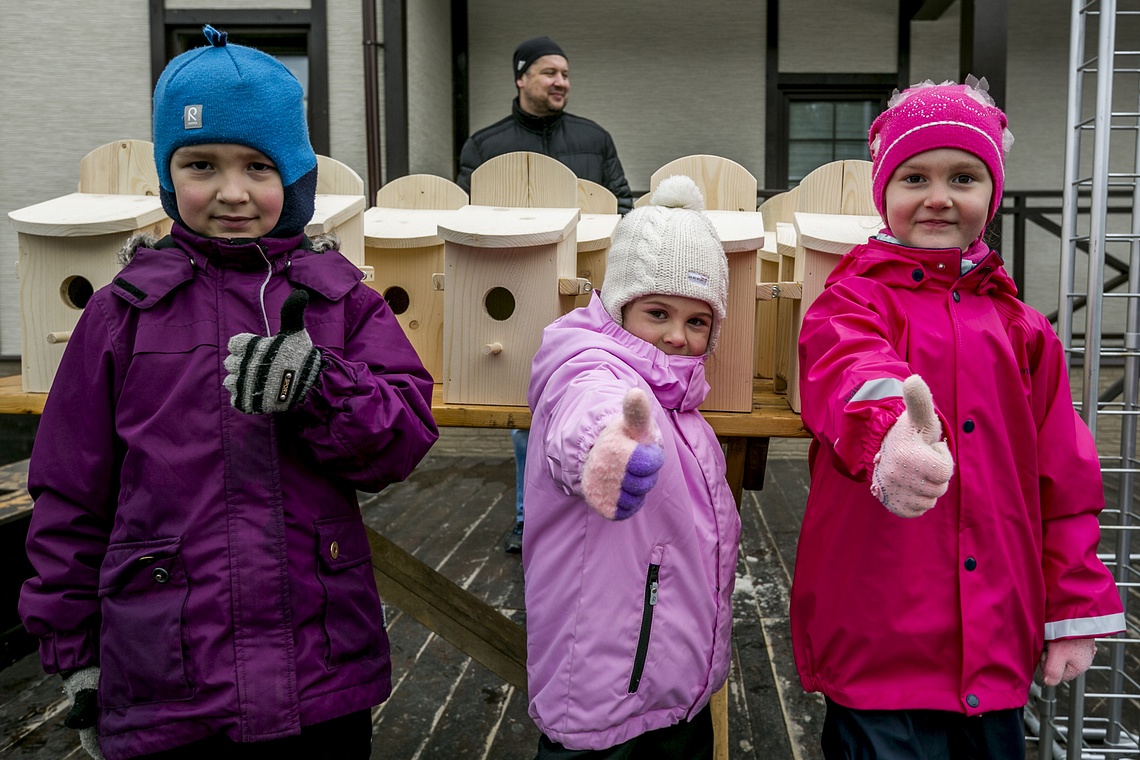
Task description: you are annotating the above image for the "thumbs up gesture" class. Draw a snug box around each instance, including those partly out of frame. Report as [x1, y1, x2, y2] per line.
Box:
[582, 388, 666, 521]
[870, 375, 955, 518]
[224, 289, 323, 414]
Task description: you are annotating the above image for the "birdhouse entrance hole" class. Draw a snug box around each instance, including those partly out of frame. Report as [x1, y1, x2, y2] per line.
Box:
[383, 286, 411, 315]
[484, 287, 516, 321]
[61, 276, 94, 310]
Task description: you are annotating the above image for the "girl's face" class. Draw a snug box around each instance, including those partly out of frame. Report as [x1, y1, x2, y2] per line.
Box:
[622, 294, 714, 356]
[884, 147, 993, 252]
[170, 143, 284, 239]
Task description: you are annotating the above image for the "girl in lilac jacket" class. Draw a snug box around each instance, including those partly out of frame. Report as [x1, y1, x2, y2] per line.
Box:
[523, 176, 739, 757]
[793, 78, 1125, 759]
[18, 27, 437, 759]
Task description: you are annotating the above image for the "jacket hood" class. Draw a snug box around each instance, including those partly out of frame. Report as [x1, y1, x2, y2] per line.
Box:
[828, 235, 1018, 299]
[528, 293, 709, 413]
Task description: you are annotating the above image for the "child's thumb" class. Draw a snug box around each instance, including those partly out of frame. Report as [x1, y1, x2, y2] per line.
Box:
[902, 374, 940, 444]
[621, 388, 653, 440]
[279, 289, 310, 335]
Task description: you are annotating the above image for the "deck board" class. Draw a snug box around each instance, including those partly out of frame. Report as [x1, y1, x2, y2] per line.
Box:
[0, 429, 822, 759]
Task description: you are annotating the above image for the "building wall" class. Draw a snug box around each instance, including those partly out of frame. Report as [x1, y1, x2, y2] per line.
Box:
[407, 0, 454, 180]
[1, 2, 153, 359]
[464, 1, 767, 196]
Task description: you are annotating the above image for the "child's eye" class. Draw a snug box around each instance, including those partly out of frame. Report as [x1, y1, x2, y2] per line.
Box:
[249, 162, 277, 173]
[902, 174, 925, 184]
[952, 173, 976, 184]
[187, 160, 213, 171]
[647, 309, 668, 320]
[688, 317, 711, 330]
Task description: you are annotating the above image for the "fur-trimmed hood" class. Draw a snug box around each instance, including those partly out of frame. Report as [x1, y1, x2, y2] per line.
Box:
[118, 230, 341, 267]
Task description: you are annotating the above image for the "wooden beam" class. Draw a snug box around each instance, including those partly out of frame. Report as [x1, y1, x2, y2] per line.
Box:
[913, 0, 956, 20]
[366, 526, 528, 692]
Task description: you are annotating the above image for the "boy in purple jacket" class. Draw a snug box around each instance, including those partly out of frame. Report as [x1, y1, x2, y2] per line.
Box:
[793, 77, 1124, 759]
[19, 25, 437, 760]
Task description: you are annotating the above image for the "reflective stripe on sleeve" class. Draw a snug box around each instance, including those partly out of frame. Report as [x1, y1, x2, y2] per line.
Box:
[849, 377, 905, 403]
[1044, 612, 1127, 640]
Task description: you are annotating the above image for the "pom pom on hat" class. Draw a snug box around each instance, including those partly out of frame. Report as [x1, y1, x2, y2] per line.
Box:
[601, 175, 729, 353]
[869, 75, 1012, 225]
[153, 25, 318, 237]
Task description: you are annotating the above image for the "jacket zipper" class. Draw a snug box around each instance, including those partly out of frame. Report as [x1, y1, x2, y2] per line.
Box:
[628, 563, 660, 693]
[256, 243, 272, 335]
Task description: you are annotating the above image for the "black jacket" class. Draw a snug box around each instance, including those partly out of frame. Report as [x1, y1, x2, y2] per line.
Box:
[458, 98, 633, 214]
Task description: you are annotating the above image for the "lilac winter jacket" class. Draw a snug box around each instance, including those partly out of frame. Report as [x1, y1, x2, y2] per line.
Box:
[523, 293, 740, 750]
[793, 235, 1124, 715]
[19, 225, 438, 759]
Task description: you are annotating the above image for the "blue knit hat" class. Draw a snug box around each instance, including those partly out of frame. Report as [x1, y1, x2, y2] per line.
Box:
[153, 25, 318, 237]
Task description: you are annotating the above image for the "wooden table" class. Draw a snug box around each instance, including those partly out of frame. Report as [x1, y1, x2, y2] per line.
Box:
[0, 373, 805, 721]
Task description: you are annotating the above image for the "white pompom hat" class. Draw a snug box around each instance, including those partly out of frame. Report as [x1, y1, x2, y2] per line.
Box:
[601, 175, 729, 352]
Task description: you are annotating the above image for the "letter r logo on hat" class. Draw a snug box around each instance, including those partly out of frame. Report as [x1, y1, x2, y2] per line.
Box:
[184, 105, 203, 130]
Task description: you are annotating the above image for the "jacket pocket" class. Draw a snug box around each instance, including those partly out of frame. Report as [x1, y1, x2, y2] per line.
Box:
[628, 544, 666, 694]
[315, 516, 384, 668]
[98, 537, 193, 708]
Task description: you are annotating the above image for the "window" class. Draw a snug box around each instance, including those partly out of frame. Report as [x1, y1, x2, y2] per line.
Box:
[150, 3, 329, 155]
[787, 99, 879, 186]
[767, 75, 895, 190]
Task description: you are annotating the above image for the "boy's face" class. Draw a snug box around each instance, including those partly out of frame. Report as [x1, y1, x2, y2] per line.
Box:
[170, 143, 284, 239]
[622, 294, 713, 357]
[884, 147, 993, 252]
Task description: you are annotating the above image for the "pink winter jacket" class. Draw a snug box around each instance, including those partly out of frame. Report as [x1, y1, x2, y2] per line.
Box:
[792, 235, 1124, 715]
[523, 293, 740, 750]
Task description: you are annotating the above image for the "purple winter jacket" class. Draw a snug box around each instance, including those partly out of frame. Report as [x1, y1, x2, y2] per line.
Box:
[19, 225, 438, 759]
[523, 294, 739, 750]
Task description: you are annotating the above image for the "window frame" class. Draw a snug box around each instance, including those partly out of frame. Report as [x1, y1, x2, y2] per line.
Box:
[148, 2, 330, 156]
[766, 74, 896, 190]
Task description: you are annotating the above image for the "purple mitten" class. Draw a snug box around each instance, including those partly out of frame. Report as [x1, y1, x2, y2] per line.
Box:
[870, 374, 955, 518]
[582, 388, 665, 520]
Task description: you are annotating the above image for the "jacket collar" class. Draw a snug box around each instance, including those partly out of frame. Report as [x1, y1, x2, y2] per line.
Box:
[111, 224, 363, 309]
[512, 97, 564, 135]
[828, 235, 1018, 298]
[530, 294, 710, 412]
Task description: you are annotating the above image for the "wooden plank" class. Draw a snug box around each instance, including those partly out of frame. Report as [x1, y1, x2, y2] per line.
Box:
[316, 154, 365, 196]
[576, 179, 618, 214]
[8, 193, 168, 237]
[364, 207, 453, 249]
[307, 194, 366, 234]
[366, 525, 528, 692]
[470, 151, 578, 209]
[375, 173, 468, 211]
[78, 140, 160, 196]
[437, 205, 578, 249]
[650, 155, 758, 213]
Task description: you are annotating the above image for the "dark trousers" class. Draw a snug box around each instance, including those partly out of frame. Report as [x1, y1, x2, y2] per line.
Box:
[535, 705, 713, 760]
[129, 709, 372, 760]
[822, 698, 1026, 760]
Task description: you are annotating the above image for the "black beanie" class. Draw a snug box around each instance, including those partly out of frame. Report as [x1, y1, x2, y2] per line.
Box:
[512, 36, 567, 79]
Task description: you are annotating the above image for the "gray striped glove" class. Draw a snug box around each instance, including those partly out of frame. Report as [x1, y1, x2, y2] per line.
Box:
[224, 290, 322, 414]
[62, 666, 104, 759]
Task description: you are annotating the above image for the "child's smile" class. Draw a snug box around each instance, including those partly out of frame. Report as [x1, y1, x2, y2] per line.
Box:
[884, 148, 993, 252]
[170, 143, 285, 239]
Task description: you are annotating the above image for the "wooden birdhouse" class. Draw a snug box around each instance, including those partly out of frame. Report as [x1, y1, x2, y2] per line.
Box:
[436, 205, 583, 406]
[309, 155, 368, 266]
[701, 211, 765, 413]
[362, 174, 468, 381]
[10, 193, 170, 392]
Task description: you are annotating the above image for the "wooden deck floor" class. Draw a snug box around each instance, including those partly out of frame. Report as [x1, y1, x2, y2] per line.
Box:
[0, 428, 824, 760]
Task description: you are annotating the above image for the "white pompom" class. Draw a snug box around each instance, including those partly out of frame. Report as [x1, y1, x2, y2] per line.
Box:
[649, 175, 705, 211]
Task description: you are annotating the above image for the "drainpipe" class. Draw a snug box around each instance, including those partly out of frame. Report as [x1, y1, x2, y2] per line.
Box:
[363, 0, 383, 201]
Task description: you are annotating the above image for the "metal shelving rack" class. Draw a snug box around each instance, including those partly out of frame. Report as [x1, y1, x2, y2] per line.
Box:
[1042, 0, 1140, 757]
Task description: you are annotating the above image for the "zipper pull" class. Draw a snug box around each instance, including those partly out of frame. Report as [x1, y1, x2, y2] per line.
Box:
[649, 580, 658, 606]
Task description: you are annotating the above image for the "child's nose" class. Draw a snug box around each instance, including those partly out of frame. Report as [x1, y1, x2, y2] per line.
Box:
[216, 174, 249, 203]
[925, 182, 952, 208]
[663, 321, 686, 345]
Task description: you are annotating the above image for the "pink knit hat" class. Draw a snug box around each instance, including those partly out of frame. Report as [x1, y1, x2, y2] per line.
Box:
[869, 76, 1013, 224]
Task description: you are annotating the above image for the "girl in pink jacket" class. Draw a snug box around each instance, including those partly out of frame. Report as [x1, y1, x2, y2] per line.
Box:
[523, 176, 739, 758]
[793, 78, 1125, 759]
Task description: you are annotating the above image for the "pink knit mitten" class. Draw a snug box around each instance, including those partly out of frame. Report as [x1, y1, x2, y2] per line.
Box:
[870, 375, 955, 518]
[582, 389, 665, 521]
[1041, 638, 1097, 686]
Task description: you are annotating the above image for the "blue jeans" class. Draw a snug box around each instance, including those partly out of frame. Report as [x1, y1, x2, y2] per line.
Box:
[512, 428, 529, 525]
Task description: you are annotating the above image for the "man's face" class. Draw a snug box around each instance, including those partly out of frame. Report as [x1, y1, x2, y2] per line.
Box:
[516, 54, 569, 117]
